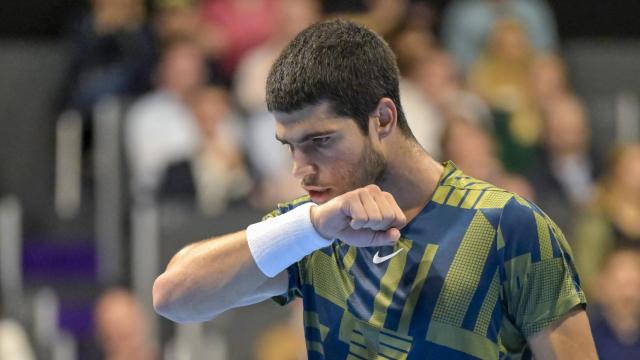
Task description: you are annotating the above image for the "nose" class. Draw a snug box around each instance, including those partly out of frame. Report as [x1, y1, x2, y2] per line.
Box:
[291, 151, 316, 180]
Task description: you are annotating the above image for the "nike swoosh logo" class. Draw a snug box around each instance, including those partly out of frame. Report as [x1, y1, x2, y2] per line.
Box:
[372, 248, 404, 264]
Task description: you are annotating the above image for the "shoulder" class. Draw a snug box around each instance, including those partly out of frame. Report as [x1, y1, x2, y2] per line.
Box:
[497, 194, 571, 264]
[442, 171, 562, 262]
[434, 168, 516, 213]
[499, 195, 542, 230]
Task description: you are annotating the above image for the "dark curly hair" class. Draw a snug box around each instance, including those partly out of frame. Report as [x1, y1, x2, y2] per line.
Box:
[266, 19, 413, 138]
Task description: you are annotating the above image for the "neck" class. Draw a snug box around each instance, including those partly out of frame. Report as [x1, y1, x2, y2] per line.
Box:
[379, 141, 443, 221]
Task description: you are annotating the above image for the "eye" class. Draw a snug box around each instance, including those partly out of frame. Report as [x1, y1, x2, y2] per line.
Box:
[311, 136, 331, 147]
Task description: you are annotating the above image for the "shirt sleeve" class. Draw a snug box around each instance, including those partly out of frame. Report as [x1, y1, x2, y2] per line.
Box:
[499, 197, 587, 338]
[272, 261, 304, 306]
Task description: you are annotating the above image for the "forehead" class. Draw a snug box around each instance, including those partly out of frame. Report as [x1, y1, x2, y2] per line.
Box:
[273, 102, 358, 140]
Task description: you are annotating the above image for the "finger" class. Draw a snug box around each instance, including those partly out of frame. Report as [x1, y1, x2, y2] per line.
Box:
[371, 192, 398, 231]
[346, 194, 369, 230]
[383, 192, 407, 228]
[358, 190, 384, 230]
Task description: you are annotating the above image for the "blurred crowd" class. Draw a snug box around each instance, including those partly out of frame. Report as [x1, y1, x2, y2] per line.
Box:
[1, 0, 640, 359]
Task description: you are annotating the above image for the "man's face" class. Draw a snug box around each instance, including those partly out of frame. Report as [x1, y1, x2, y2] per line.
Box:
[274, 103, 386, 204]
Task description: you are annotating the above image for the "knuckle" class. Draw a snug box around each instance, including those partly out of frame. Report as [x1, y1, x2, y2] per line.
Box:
[369, 215, 383, 223]
[382, 213, 395, 222]
[383, 192, 397, 203]
[366, 184, 380, 193]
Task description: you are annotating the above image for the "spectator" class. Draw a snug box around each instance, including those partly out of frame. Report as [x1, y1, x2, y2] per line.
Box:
[152, 0, 228, 85]
[199, 0, 278, 78]
[527, 95, 596, 232]
[233, 0, 321, 114]
[95, 288, 157, 360]
[441, 116, 534, 199]
[391, 26, 435, 77]
[468, 18, 541, 174]
[233, 0, 320, 209]
[442, 0, 558, 73]
[153, 0, 200, 41]
[329, 0, 409, 38]
[409, 49, 494, 149]
[125, 37, 205, 194]
[388, 25, 442, 158]
[62, 0, 156, 118]
[188, 86, 252, 215]
[530, 53, 570, 110]
[573, 144, 640, 296]
[590, 250, 640, 359]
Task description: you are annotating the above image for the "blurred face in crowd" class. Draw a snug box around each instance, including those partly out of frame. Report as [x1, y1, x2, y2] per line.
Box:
[158, 41, 206, 96]
[95, 289, 154, 359]
[413, 51, 459, 107]
[155, 5, 199, 40]
[531, 54, 568, 104]
[442, 118, 498, 181]
[488, 19, 532, 61]
[274, 102, 387, 204]
[191, 87, 231, 140]
[543, 96, 590, 157]
[273, 0, 321, 43]
[392, 29, 434, 74]
[597, 250, 640, 319]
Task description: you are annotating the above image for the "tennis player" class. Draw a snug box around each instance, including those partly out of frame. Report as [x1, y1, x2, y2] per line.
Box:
[153, 20, 597, 359]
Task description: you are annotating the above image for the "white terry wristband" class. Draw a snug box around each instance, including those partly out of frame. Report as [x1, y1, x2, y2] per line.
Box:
[246, 202, 332, 277]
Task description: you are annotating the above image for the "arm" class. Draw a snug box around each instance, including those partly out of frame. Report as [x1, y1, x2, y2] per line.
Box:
[528, 307, 598, 360]
[153, 185, 406, 323]
[152, 230, 288, 323]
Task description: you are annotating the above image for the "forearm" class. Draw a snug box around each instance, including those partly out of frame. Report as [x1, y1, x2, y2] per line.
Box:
[153, 230, 270, 322]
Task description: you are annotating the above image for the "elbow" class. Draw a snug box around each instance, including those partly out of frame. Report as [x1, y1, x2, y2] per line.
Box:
[152, 273, 176, 319]
[152, 273, 191, 322]
[152, 272, 224, 323]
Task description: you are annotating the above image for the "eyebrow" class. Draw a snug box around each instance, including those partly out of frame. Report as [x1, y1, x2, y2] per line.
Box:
[275, 130, 335, 145]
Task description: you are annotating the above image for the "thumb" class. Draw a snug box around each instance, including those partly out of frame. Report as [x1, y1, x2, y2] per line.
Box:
[379, 228, 402, 244]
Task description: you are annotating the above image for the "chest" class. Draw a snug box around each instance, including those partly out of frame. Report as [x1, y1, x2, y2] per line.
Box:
[305, 208, 502, 334]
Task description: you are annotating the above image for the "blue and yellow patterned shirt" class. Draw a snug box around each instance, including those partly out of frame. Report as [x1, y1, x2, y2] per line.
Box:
[268, 161, 586, 359]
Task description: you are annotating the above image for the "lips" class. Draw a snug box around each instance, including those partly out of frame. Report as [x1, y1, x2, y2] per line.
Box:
[304, 186, 331, 203]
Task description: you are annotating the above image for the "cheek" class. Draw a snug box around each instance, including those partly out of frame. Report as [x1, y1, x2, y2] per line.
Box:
[318, 158, 350, 180]
[315, 156, 362, 190]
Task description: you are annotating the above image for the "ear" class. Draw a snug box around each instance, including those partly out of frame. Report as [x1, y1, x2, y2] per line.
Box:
[370, 97, 398, 140]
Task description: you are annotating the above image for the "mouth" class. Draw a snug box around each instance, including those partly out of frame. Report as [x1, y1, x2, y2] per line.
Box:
[304, 186, 332, 203]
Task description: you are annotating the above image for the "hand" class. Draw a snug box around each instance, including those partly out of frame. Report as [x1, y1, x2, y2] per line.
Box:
[310, 185, 407, 247]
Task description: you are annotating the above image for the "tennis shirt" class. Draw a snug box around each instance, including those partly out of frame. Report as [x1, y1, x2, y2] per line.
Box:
[267, 161, 586, 359]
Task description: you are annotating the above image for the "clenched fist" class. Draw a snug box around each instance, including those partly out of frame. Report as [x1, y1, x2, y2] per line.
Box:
[310, 185, 407, 247]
